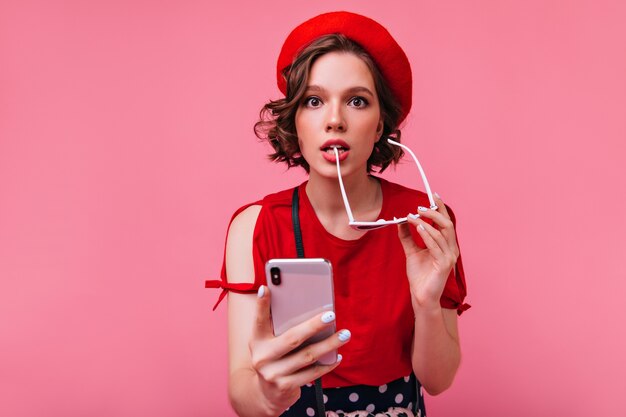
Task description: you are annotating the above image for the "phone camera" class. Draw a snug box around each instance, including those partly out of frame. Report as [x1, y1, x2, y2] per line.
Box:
[270, 267, 281, 285]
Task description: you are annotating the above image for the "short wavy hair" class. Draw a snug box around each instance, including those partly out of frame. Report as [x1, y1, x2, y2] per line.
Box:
[254, 34, 405, 173]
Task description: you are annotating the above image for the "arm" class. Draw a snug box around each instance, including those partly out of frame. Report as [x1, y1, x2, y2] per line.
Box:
[225, 205, 349, 416]
[397, 194, 463, 395]
[411, 307, 460, 395]
[226, 205, 278, 416]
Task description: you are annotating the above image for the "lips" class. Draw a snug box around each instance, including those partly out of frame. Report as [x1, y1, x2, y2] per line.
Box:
[321, 139, 350, 163]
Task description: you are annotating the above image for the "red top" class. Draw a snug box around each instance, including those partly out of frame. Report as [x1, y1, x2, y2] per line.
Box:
[206, 178, 470, 388]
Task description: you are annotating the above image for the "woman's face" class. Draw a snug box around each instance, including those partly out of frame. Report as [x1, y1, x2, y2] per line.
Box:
[295, 51, 383, 179]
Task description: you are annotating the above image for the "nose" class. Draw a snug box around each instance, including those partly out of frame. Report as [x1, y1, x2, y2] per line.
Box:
[325, 102, 346, 132]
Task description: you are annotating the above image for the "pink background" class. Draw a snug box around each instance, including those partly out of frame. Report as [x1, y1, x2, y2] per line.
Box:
[1, 1, 625, 416]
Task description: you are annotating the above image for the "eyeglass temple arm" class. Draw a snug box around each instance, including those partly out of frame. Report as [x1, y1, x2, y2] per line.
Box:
[333, 147, 356, 223]
[387, 139, 437, 209]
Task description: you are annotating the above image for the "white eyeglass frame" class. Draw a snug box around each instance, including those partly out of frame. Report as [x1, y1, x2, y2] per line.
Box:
[333, 138, 438, 230]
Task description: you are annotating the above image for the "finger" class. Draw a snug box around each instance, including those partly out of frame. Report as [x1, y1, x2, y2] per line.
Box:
[269, 310, 338, 359]
[416, 205, 453, 231]
[280, 353, 344, 390]
[411, 217, 458, 270]
[407, 216, 446, 259]
[416, 205, 458, 254]
[433, 194, 461, 257]
[270, 329, 351, 377]
[422, 219, 453, 256]
[252, 285, 273, 339]
[397, 221, 422, 257]
[433, 192, 451, 218]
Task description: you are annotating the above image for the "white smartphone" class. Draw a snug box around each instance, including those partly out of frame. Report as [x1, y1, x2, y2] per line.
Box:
[265, 258, 337, 365]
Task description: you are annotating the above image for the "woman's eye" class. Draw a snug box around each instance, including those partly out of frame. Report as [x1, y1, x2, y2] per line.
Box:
[349, 97, 368, 108]
[304, 97, 322, 107]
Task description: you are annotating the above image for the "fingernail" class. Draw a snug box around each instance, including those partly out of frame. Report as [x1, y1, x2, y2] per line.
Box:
[434, 192, 441, 199]
[338, 329, 351, 342]
[321, 311, 336, 323]
[418, 224, 426, 231]
[257, 285, 265, 298]
[336, 354, 343, 363]
[408, 213, 420, 220]
[418, 206, 428, 212]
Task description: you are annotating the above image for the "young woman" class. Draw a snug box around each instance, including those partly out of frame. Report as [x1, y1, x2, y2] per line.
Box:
[206, 11, 470, 417]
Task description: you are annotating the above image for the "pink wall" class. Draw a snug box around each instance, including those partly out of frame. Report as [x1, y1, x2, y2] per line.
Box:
[1, 1, 625, 416]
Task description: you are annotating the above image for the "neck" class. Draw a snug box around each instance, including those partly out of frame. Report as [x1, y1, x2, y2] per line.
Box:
[305, 169, 382, 238]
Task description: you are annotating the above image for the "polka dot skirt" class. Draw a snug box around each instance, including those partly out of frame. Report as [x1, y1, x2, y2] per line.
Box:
[281, 373, 426, 417]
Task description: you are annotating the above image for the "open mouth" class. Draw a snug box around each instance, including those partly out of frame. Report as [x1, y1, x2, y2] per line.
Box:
[322, 145, 348, 155]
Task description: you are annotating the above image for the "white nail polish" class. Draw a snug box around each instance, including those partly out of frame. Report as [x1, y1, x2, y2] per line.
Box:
[408, 213, 420, 220]
[321, 311, 336, 323]
[434, 192, 441, 199]
[418, 206, 428, 212]
[338, 329, 351, 342]
[336, 354, 343, 363]
[418, 224, 426, 231]
[257, 286, 265, 298]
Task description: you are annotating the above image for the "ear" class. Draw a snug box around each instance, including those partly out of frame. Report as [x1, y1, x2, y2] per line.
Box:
[376, 119, 384, 138]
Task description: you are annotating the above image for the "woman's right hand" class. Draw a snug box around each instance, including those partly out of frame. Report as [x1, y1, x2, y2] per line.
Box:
[250, 285, 351, 414]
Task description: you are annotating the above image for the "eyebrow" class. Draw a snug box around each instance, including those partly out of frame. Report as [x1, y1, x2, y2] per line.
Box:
[305, 85, 375, 96]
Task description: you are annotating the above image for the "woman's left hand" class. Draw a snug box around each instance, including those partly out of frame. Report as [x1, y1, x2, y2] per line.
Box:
[397, 194, 459, 312]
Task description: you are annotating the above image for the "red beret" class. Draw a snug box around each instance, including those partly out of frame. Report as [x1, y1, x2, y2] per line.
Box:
[277, 11, 412, 124]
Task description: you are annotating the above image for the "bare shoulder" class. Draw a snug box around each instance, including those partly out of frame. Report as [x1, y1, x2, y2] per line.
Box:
[225, 204, 262, 284]
[228, 205, 262, 237]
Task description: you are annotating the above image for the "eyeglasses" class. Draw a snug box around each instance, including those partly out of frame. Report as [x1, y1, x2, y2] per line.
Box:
[333, 138, 438, 230]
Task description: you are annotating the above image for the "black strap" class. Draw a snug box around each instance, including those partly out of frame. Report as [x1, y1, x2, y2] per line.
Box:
[313, 378, 325, 416]
[291, 187, 325, 417]
[292, 187, 305, 259]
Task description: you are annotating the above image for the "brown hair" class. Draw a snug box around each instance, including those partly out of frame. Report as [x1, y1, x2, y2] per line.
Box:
[254, 34, 405, 173]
